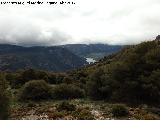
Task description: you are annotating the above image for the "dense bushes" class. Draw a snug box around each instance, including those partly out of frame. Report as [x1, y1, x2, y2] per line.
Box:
[141, 114, 159, 120]
[3, 40, 160, 105]
[18, 80, 85, 101]
[19, 80, 52, 101]
[0, 93, 9, 120]
[0, 74, 10, 120]
[52, 84, 85, 99]
[86, 41, 160, 104]
[86, 68, 112, 100]
[6, 69, 68, 88]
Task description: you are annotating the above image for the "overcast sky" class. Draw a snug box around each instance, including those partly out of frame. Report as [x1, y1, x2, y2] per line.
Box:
[0, 0, 160, 46]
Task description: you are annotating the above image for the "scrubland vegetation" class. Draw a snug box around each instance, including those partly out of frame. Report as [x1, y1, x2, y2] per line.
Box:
[0, 39, 160, 119]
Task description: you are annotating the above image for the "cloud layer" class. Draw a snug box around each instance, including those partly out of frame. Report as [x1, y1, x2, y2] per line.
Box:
[0, 0, 160, 46]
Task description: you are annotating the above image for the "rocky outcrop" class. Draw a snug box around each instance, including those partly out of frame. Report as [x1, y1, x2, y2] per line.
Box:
[155, 35, 160, 41]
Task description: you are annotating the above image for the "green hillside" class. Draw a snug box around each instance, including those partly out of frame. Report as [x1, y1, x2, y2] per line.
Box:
[1, 38, 160, 120]
[69, 39, 160, 104]
[0, 44, 87, 71]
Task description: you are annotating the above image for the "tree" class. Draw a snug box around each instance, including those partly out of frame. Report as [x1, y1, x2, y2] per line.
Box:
[19, 80, 52, 101]
[52, 83, 85, 99]
[0, 73, 9, 120]
[87, 68, 112, 100]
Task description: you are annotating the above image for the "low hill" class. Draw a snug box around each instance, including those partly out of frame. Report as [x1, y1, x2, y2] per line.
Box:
[0, 44, 87, 71]
[69, 38, 160, 104]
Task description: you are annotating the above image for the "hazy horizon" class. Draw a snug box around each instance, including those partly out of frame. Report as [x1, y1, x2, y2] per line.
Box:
[0, 42, 124, 47]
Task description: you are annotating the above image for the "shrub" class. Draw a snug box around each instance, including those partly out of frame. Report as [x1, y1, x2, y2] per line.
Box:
[87, 69, 104, 99]
[142, 114, 159, 120]
[57, 101, 76, 111]
[5, 73, 22, 88]
[73, 107, 95, 120]
[52, 84, 85, 99]
[6, 69, 50, 88]
[0, 74, 10, 120]
[0, 93, 9, 120]
[21, 69, 37, 82]
[111, 104, 129, 117]
[47, 73, 67, 84]
[19, 80, 51, 101]
[49, 111, 66, 119]
[76, 109, 94, 120]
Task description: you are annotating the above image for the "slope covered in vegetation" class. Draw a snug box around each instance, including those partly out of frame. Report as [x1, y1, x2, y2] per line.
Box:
[69, 39, 160, 104]
[0, 44, 87, 71]
[0, 73, 10, 120]
[0, 38, 160, 119]
[3, 39, 160, 104]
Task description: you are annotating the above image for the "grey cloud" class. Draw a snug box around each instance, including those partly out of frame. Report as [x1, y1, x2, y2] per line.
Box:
[0, 18, 71, 46]
[0, 0, 160, 46]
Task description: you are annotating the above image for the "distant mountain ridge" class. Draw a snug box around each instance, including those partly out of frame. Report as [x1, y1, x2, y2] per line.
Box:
[61, 44, 123, 60]
[0, 43, 123, 71]
[0, 44, 87, 71]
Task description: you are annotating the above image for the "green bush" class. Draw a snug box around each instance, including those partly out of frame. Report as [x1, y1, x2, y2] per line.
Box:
[5, 73, 22, 88]
[48, 73, 66, 84]
[6, 69, 50, 88]
[57, 101, 76, 111]
[72, 107, 95, 120]
[0, 74, 10, 120]
[86, 68, 112, 100]
[49, 111, 66, 119]
[52, 84, 85, 99]
[19, 80, 51, 101]
[111, 104, 129, 117]
[142, 114, 159, 120]
[0, 93, 9, 120]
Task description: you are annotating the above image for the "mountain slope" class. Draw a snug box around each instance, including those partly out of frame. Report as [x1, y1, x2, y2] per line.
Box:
[61, 44, 123, 60]
[69, 38, 160, 104]
[0, 44, 87, 71]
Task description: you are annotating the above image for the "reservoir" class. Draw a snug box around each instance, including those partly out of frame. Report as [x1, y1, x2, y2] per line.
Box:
[86, 58, 96, 64]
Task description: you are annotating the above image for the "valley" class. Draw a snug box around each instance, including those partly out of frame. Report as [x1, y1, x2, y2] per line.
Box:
[0, 44, 122, 71]
[1, 37, 160, 120]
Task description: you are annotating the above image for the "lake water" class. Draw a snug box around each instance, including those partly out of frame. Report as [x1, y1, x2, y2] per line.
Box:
[86, 58, 96, 64]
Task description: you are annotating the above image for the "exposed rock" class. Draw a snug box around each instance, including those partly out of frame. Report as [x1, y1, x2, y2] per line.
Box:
[155, 35, 160, 41]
